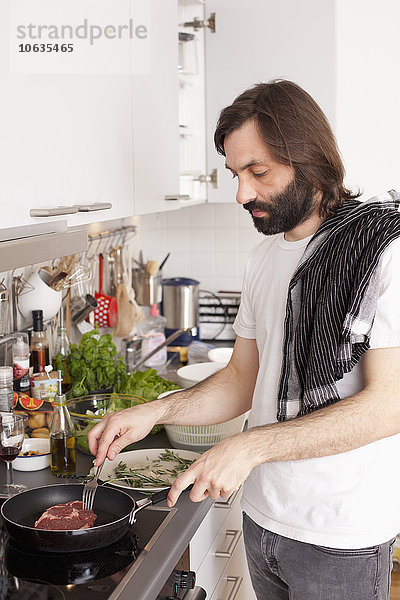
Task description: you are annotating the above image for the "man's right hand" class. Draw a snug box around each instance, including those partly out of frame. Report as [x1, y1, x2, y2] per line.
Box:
[88, 403, 160, 466]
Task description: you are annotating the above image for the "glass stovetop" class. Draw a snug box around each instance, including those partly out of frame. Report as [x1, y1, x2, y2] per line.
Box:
[0, 507, 172, 600]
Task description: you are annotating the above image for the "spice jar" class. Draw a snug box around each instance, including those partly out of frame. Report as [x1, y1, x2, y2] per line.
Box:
[0, 366, 14, 411]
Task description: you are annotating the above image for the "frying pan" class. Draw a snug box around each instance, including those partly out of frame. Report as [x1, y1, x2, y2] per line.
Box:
[1, 482, 172, 553]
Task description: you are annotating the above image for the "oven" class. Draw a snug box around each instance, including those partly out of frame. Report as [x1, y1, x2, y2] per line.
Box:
[155, 545, 207, 599]
[155, 568, 207, 599]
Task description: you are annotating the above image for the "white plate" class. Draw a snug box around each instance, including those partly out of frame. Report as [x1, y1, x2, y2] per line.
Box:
[99, 448, 200, 491]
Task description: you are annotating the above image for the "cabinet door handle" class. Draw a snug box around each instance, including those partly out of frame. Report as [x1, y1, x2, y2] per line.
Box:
[214, 488, 240, 509]
[74, 203, 112, 212]
[218, 576, 243, 600]
[30, 206, 79, 217]
[215, 529, 242, 559]
[164, 194, 191, 202]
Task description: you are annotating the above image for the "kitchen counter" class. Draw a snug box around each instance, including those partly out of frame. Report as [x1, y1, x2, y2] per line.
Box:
[0, 431, 213, 600]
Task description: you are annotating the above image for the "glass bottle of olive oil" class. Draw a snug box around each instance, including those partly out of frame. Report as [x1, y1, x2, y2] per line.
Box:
[49, 369, 76, 475]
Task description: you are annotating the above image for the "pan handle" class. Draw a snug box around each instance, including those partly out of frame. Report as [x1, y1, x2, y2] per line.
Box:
[151, 483, 194, 507]
[129, 484, 194, 524]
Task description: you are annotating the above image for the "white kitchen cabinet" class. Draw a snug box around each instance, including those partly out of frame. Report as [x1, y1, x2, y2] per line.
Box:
[190, 488, 256, 600]
[0, 0, 185, 232]
[130, 0, 181, 216]
[203, 0, 400, 203]
[172, 0, 336, 206]
[3, 1, 393, 231]
[204, 0, 336, 204]
[0, 0, 136, 230]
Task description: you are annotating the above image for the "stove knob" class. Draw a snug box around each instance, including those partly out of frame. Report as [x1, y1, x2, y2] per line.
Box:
[173, 569, 196, 590]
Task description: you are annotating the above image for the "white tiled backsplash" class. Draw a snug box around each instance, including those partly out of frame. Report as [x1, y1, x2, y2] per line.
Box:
[131, 203, 264, 293]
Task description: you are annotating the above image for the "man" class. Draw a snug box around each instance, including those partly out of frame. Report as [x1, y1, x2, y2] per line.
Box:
[89, 80, 400, 600]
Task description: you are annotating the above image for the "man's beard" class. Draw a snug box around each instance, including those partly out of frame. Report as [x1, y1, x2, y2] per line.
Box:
[243, 178, 315, 235]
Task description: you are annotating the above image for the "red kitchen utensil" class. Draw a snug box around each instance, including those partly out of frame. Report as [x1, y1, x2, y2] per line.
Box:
[93, 254, 118, 328]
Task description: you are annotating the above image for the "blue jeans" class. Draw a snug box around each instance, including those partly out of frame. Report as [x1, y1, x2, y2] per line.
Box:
[242, 512, 395, 600]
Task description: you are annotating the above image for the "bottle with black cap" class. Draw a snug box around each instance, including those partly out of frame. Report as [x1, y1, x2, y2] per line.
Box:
[30, 309, 50, 373]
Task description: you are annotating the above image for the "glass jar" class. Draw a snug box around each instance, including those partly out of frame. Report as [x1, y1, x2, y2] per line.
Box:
[0, 366, 14, 411]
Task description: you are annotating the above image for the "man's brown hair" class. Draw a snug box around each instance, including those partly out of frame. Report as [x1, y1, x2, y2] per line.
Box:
[214, 80, 360, 217]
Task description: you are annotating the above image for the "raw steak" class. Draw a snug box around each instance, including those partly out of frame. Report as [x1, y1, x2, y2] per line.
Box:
[34, 500, 97, 530]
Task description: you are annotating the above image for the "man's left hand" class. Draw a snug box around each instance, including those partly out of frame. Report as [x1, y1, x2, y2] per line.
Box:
[167, 434, 255, 507]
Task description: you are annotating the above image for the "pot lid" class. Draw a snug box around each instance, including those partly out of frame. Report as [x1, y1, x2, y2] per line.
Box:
[161, 277, 199, 286]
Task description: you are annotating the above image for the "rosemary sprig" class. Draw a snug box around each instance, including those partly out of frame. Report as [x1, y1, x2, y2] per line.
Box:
[108, 450, 196, 489]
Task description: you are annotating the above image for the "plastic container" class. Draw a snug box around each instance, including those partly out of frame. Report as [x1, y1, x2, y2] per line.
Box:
[30, 371, 58, 402]
[158, 390, 247, 452]
[139, 304, 167, 367]
[12, 333, 30, 394]
[164, 415, 247, 452]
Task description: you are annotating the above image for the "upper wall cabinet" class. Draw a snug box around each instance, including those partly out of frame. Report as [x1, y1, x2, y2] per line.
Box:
[2, 0, 394, 228]
[130, 0, 180, 215]
[171, 0, 336, 206]
[130, 0, 210, 213]
[0, 0, 186, 231]
[0, 1, 136, 230]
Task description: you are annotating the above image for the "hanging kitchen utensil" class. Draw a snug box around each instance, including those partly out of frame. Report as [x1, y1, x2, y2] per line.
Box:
[72, 294, 98, 325]
[48, 271, 68, 290]
[54, 265, 92, 291]
[107, 247, 117, 297]
[0, 280, 9, 337]
[126, 247, 145, 325]
[114, 247, 135, 337]
[93, 254, 118, 328]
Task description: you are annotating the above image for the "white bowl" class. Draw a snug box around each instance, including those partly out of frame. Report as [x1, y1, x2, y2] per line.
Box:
[13, 438, 50, 471]
[177, 362, 226, 388]
[207, 347, 233, 365]
[158, 390, 184, 400]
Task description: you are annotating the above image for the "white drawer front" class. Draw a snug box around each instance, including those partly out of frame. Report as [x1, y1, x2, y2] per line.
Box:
[195, 501, 243, 597]
[190, 489, 241, 572]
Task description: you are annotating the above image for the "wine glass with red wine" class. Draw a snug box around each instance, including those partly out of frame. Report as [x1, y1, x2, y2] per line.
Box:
[0, 413, 27, 497]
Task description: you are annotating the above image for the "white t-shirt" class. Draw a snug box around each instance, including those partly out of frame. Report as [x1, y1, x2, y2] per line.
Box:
[233, 233, 400, 549]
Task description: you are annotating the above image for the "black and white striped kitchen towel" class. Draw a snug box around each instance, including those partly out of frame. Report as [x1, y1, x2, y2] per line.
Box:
[277, 190, 400, 421]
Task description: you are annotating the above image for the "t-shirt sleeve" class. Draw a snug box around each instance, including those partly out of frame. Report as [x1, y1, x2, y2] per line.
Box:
[369, 236, 400, 349]
[233, 257, 257, 340]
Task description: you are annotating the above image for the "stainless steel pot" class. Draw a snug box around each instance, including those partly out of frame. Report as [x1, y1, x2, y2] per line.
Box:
[161, 278, 199, 330]
[131, 270, 162, 306]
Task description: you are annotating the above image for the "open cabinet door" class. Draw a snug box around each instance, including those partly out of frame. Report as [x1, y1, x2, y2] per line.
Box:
[204, 0, 336, 204]
[131, 0, 180, 215]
